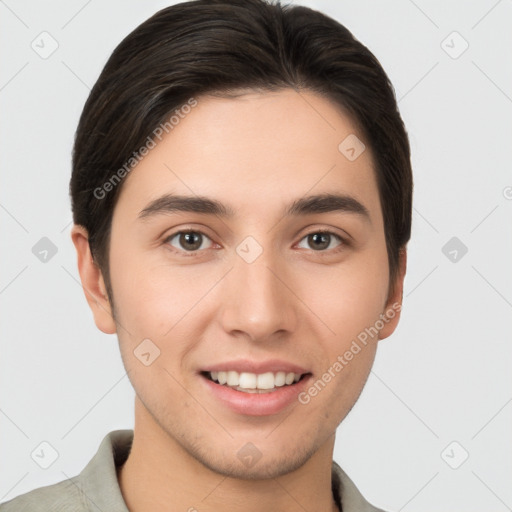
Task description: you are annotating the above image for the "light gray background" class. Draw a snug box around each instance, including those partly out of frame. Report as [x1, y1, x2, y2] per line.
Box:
[1, 0, 511, 510]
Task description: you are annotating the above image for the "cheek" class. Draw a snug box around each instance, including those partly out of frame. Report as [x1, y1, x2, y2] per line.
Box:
[297, 341, 377, 426]
[302, 255, 389, 341]
[109, 250, 223, 365]
[109, 249, 186, 332]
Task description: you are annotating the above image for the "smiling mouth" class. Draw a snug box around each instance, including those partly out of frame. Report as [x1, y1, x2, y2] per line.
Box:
[201, 370, 310, 393]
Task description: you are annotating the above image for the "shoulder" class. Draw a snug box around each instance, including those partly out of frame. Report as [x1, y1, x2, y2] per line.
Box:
[332, 460, 388, 512]
[0, 475, 86, 512]
[0, 429, 133, 512]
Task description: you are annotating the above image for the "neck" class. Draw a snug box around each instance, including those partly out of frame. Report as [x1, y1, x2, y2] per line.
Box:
[117, 397, 339, 512]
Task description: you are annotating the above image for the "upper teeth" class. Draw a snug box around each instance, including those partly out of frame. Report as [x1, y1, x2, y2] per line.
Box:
[210, 371, 301, 390]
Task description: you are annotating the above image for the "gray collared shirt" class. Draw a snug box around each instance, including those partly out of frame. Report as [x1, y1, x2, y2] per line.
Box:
[0, 430, 386, 512]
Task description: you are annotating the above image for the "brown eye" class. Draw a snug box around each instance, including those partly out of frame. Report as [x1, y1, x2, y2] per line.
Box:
[297, 231, 344, 252]
[166, 231, 213, 252]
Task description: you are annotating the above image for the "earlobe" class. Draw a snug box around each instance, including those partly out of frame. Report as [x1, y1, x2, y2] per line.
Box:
[378, 248, 407, 340]
[70, 225, 117, 335]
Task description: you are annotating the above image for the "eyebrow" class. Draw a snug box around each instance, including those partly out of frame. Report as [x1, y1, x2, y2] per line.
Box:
[138, 192, 371, 223]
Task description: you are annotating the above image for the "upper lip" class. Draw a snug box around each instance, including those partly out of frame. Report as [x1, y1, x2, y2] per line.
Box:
[201, 359, 309, 375]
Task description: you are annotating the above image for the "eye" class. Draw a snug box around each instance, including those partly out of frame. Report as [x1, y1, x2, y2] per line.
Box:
[164, 230, 214, 254]
[163, 228, 347, 257]
[296, 231, 345, 252]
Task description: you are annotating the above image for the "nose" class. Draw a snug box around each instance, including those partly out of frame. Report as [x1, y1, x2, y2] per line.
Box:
[219, 244, 298, 343]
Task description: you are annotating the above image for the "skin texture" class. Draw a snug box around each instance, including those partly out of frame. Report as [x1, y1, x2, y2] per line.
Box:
[71, 88, 406, 512]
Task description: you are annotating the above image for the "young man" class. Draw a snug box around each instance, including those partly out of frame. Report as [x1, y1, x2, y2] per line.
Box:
[1, 0, 412, 510]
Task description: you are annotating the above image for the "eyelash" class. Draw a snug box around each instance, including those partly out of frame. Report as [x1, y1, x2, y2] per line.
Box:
[163, 229, 349, 258]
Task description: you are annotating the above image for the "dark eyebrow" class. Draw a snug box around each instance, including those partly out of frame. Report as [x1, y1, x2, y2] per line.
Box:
[138, 192, 371, 223]
[286, 193, 371, 222]
[138, 194, 236, 219]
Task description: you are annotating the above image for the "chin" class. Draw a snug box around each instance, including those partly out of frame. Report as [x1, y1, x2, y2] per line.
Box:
[191, 445, 317, 480]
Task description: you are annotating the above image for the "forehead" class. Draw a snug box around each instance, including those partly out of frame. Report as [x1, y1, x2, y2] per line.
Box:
[114, 88, 381, 226]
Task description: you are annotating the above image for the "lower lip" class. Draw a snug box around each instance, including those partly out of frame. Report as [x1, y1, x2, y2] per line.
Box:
[200, 374, 311, 416]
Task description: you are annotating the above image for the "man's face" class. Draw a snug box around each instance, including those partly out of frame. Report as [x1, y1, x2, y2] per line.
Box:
[103, 89, 401, 478]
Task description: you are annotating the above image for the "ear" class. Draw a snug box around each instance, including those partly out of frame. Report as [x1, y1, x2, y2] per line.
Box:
[378, 248, 407, 340]
[70, 224, 117, 334]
